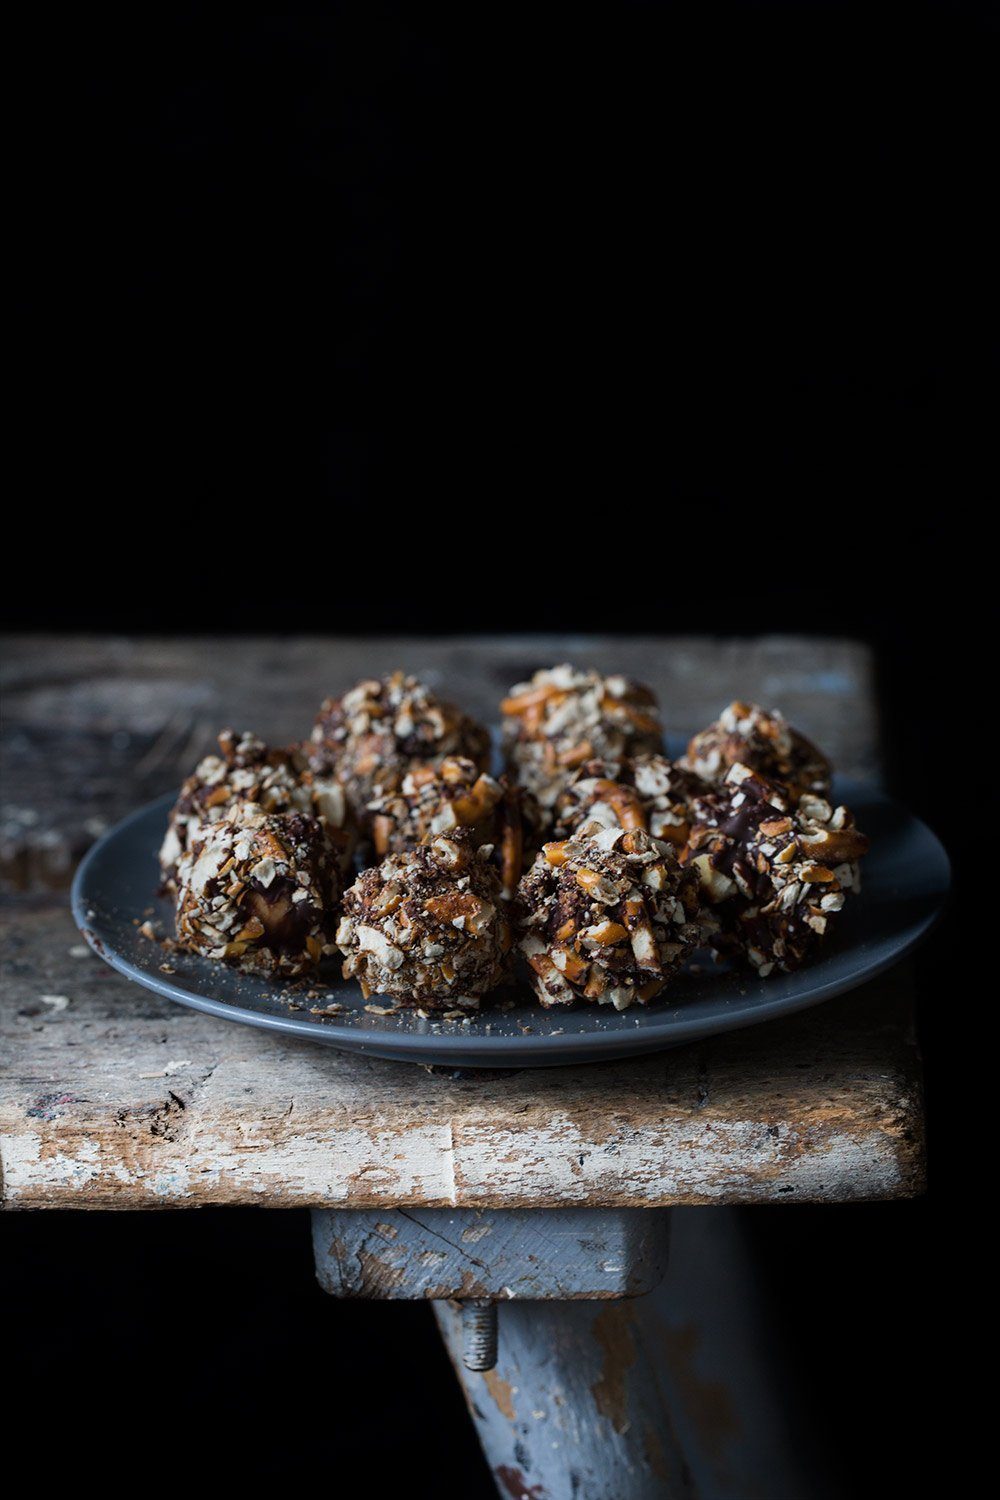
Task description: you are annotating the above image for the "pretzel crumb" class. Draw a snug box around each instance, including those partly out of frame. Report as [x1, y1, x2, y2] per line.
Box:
[501, 666, 664, 811]
[686, 762, 867, 973]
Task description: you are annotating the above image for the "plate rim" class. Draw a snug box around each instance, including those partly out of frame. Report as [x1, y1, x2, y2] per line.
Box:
[70, 783, 951, 1061]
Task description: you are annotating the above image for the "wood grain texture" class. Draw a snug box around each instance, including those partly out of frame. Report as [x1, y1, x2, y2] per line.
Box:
[1, 904, 924, 1210]
[0, 634, 924, 1211]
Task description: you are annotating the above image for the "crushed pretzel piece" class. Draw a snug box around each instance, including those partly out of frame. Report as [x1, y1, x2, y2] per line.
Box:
[307, 673, 489, 832]
[160, 728, 355, 891]
[174, 811, 342, 979]
[336, 831, 509, 1011]
[514, 827, 706, 1010]
[501, 665, 663, 811]
[685, 762, 868, 974]
[682, 702, 831, 801]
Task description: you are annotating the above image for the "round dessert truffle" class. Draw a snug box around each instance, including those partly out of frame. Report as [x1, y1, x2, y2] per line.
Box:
[307, 673, 490, 827]
[368, 757, 503, 851]
[160, 729, 354, 889]
[685, 763, 868, 975]
[175, 811, 342, 977]
[501, 665, 664, 812]
[366, 756, 541, 898]
[514, 826, 703, 1010]
[554, 754, 707, 852]
[682, 701, 831, 801]
[336, 832, 511, 1009]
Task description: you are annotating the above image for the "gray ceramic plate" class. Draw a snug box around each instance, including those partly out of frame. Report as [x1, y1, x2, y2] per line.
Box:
[71, 777, 949, 1067]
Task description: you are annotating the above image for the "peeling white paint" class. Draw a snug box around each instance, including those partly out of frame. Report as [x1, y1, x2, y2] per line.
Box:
[0, 1104, 913, 1210]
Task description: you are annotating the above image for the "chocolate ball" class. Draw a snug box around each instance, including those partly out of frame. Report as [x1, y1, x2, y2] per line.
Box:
[515, 825, 703, 1010]
[683, 701, 831, 802]
[554, 754, 707, 852]
[685, 763, 868, 974]
[308, 673, 490, 829]
[160, 729, 354, 889]
[501, 665, 664, 812]
[366, 756, 541, 898]
[337, 832, 511, 1010]
[175, 811, 342, 977]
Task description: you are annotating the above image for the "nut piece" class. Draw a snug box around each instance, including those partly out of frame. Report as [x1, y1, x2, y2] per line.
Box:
[514, 826, 706, 1010]
[554, 754, 708, 851]
[337, 831, 511, 1009]
[174, 811, 342, 977]
[160, 729, 355, 890]
[501, 665, 664, 813]
[682, 701, 831, 802]
[307, 673, 490, 830]
[364, 756, 542, 898]
[684, 763, 869, 975]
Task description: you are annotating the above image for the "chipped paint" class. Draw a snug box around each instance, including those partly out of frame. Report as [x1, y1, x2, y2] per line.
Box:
[661, 1322, 740, 1446]
[312, 1207, 668, 1302]
[1, 1105, 923, 1209]
[591, 1305, 637, 1435]
[495, 1466, 544, 1500]
[138, 1058, 194, 1079]
[484, 1367, 517, 1422]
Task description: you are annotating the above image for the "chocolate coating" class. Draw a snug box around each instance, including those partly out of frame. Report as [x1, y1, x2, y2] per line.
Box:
[336, 832, 511, 1009]
[683, 701, 831, 801]
[514, 826, 703, 1010]
[308, 673, 490, 829]
[685, 763, 868, 974]
[160, 729, 354, 888]
[175, 811, 342, 977]
[502, 665, 664, 811]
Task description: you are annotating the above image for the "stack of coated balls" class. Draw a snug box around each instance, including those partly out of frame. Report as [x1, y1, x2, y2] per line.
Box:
[160, 670, 868, 1013]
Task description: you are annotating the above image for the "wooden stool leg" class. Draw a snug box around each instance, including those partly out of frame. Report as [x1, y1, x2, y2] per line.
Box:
[434, 1208, 821, 1500]
[312, 1206, 820, 1498]
[434, 1295, 696, 1499]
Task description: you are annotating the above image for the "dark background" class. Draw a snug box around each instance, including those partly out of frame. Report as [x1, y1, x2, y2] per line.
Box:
[5, 3, 994, 1494]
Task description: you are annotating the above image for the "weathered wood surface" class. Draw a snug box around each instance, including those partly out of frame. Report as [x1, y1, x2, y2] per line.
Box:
[311, 1206, 670, 1300]
[0, 634, 924, 1211]
[1, 634, 879, 892]
[1, 903, 923, 1209]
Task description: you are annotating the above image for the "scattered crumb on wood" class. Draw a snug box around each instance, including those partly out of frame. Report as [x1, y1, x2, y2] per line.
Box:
[138, 1059, 194, 1079]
